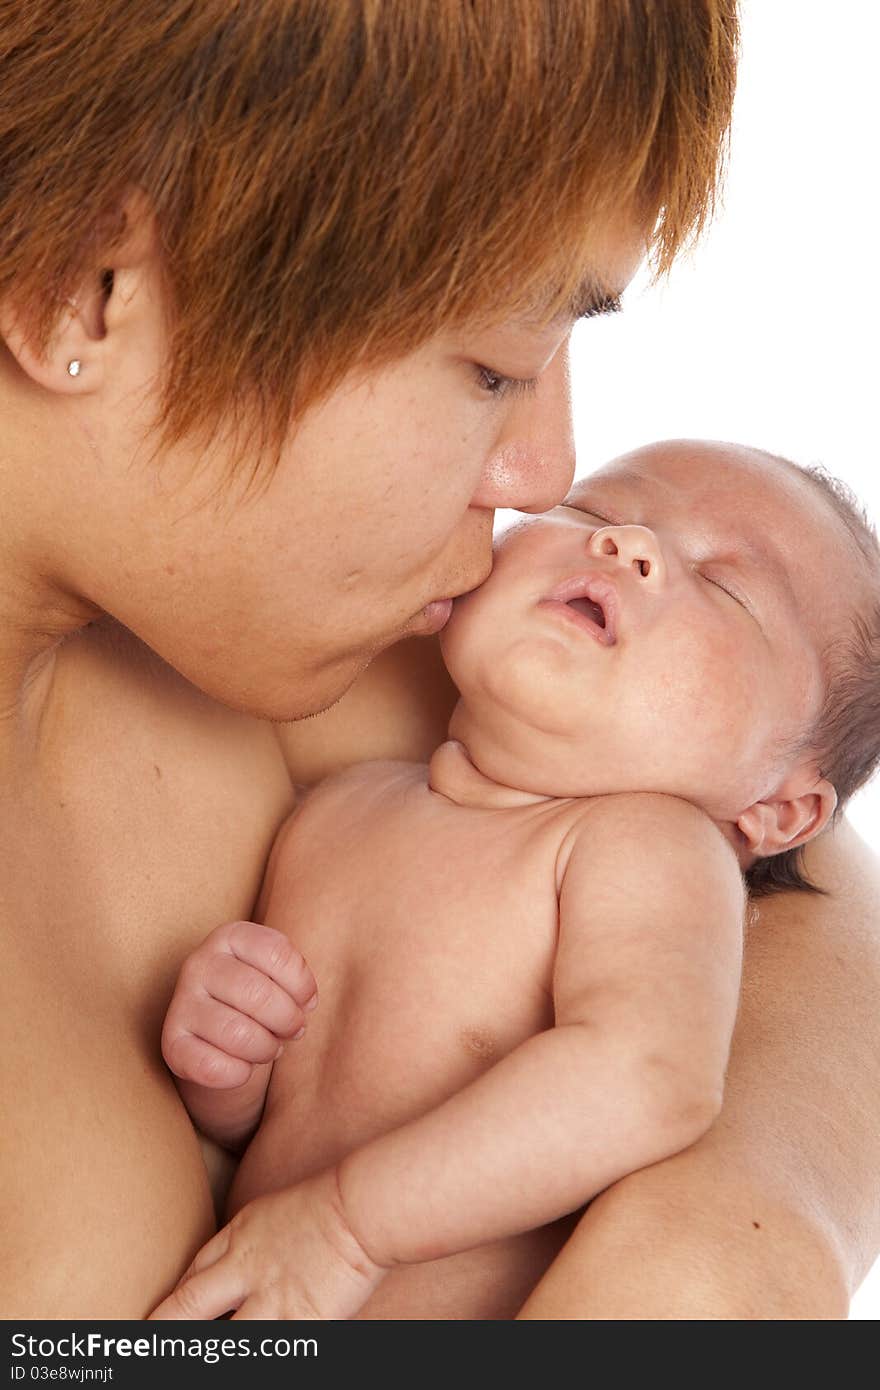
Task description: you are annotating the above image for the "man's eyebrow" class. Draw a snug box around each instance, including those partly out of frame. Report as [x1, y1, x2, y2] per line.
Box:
[529, 277, 624, 327]
[568, 283, 624, 321]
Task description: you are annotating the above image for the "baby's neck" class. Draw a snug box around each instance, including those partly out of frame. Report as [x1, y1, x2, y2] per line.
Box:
[434, 694, 586, 807]
[433, 702, 750, 873]
[428, 739, 555, 810]
[429, 698, 563, 808]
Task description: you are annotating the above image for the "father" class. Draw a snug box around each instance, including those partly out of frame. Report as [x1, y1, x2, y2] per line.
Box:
[0, 1, 876, 1317]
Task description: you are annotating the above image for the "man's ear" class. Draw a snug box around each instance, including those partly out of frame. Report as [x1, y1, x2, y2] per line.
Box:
[736, 770, 838, 859]
[0, 288, 107, 395]
[0, 189, 156, 396]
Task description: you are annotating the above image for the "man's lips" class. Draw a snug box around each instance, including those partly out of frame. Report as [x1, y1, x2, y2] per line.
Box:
[418, 562, 494, 633]
[537, 574, 619, 645]
[417, 598, 455, 633]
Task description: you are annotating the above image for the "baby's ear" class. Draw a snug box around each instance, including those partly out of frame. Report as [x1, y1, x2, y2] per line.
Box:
[735, 770, 837, 859]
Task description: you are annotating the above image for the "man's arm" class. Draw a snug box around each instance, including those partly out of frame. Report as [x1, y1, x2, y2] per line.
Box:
[518, 816, 880, 1319]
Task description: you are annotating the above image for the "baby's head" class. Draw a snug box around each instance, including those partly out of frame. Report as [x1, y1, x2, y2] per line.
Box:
[441, 440, 880, 893]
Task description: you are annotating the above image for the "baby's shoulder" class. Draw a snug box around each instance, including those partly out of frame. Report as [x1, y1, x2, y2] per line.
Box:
[292, 758, 428, 826]
[308, 756, 426, 796]
[557, 791, 732, 886]
[258, 760, 429, 910]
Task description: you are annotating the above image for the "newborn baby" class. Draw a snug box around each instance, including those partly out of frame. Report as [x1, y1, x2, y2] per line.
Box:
[153, 439, 880, 1321]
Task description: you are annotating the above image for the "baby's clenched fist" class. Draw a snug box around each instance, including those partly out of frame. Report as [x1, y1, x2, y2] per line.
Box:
[162, 920, 317, 1089]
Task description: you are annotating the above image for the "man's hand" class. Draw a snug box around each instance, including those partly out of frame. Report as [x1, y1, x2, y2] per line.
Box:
[149, 1171, 387, 1320]
[162, 920, 318, 1090]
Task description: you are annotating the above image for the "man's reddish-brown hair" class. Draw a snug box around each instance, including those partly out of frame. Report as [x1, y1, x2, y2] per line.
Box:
[1, 1, 739, 466]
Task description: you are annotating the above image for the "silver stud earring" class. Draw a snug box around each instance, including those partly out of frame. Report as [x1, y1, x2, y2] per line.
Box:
[67, 360, 81, 377]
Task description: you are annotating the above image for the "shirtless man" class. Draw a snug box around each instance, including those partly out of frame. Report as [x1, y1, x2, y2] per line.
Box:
[2, 3, 879, 1321]
[153, 442, 878, 1319]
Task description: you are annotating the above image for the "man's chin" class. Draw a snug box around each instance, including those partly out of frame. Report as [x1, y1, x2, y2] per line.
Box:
[268, 672, 367, 725]
[266, 643, 392, 724]
[239, 613, 443, 723]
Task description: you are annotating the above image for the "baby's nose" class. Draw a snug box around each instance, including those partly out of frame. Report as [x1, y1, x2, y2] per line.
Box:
[588, 524, 665, 582]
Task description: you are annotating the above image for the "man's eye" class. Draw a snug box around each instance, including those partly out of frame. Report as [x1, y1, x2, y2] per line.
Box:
[475, 365, 538, 401]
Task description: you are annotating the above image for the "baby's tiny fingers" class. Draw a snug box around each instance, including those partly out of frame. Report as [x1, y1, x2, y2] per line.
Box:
[203, 953, 312, 1038]
[162, 1030, 253, 1090]
[226, 922, 318, 1007]
[180, 1223, 232, 1281]
[184, 996, 287, 1066]
[231, 1295, 282, 1320]
[150, 1259, 245, 1321]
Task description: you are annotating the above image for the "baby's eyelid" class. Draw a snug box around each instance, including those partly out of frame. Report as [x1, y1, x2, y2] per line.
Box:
[701, 571, 749, 611]
[562, 504, 621, 528]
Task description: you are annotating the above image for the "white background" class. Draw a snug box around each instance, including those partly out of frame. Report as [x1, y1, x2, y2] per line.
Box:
[503, 1, 879, 1318]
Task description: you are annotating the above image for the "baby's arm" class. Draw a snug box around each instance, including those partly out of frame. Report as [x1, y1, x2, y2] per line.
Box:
[151, 793, 744, 1320]
[336, 793, 744, 1260]
[161, 919, 318, 1152]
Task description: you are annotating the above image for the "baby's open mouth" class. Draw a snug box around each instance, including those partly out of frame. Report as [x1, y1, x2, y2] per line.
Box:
[564, 597, 606, 628]
[538, 574, 618, 645]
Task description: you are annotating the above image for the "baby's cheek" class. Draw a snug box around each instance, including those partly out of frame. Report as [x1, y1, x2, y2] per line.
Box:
[664, 625, 768, 743]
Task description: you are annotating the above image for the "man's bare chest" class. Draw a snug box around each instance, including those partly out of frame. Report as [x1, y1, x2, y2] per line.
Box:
[1, 622, 294, 1027]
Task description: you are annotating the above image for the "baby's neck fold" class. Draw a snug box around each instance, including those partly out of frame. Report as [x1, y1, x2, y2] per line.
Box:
[428, 739, 555, 808]
[429, 701, 556, 809]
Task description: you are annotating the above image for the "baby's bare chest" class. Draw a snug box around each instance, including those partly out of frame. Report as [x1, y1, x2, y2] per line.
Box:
[245, 769, 583, 1187]
[275, 776, 568, 1019]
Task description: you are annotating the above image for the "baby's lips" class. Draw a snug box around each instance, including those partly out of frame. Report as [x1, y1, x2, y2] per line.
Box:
[541, 572, 620, 644]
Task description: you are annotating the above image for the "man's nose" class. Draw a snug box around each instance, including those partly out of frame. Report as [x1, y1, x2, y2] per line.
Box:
[469, 342, 576, 513]
[587, 524, 666, 584]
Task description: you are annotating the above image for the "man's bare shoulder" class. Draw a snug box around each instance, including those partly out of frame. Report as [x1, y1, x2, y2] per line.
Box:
[41, 615, 293, 888]
[48, 616, 284, 759]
